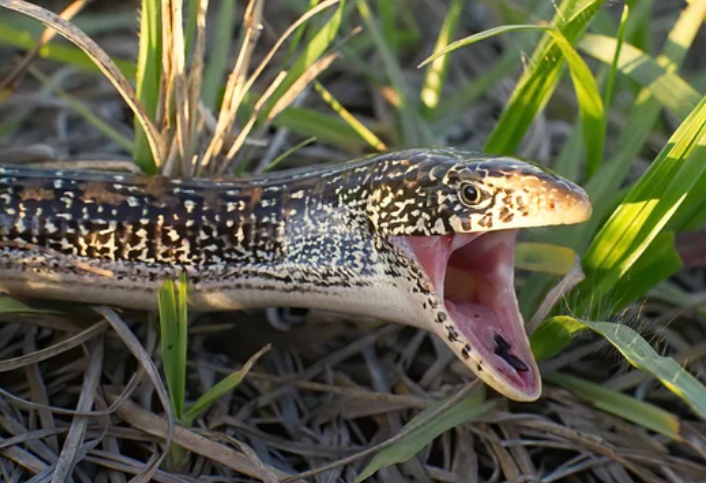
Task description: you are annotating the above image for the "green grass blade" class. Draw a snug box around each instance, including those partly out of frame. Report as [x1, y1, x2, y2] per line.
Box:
[546, 372, 685, 441]
[201, 0, 237, 109]
[375, 0, 397, 53]
[0, 295, 61, 315]
[483, 0, 607, 155]
[605, 232, 682, 311]
[530, 315, 586, 362]
[181, 345, 270, 427]
[262, 136, 317, 173]
[313, 80, 386, 151]
[601, 5, 629, 111]
[430, 49, 526, 136]
[515, 242, 577, 276]
[579, 35, 700, 119]
[421, 24, 604, 173]
[546, 29, 605, 178]
[551, 122, 584, 181]
[586, 4, 629, 182]
[134, 0, 161, 174]
[263, 0, 346, 119]
[0, 21, 136, 79]
[565, 0, 706, 252]
[286, 0, 321, 59]
[580, 92, 706, 310]
[355, 386, 492, 482]
[274, 106, 372, 152]
[356, 0, 431, 146]
[549, 316, 706, 421]
[158, 273, 189, 420]
[419, 25, 549, 68]
[670, 183, 706, 230]
[30, 67, 134, 153]
[184, 0, 200, 57]
[419, 0, 464, 115]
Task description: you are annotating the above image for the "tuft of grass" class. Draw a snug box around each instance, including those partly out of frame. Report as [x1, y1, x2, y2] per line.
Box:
[420, 23, 605, 184]
[482, 0, 607, 156]
[158, 272, 269, 430]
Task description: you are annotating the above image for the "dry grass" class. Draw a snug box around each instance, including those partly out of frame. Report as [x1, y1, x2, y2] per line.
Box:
[1, 0, 706, 482]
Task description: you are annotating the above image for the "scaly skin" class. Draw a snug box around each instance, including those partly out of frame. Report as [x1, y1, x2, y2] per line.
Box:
[0, 148, 591, 400]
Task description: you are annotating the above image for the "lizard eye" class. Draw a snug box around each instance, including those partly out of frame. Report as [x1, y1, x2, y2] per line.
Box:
[459, 182, 483, 206]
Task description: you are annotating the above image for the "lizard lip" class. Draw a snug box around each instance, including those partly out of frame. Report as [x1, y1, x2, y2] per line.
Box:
[392, 230, 541, 401]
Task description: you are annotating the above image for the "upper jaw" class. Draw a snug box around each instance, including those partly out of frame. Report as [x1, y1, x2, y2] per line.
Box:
[391, 230, 541, 401]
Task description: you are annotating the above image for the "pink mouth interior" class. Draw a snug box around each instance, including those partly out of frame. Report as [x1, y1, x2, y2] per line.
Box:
[392, 231, 538, 396]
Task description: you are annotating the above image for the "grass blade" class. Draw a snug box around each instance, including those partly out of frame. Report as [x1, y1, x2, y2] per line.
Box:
[0, 295, 60, 315]
[546, 372, 685, 441]
[546, 316, 706, 421]
[419, 25, 549, 68]
[0, 21, 137, 79]
[357, 0, 431, 146]
[579, 35, 700, 119]
[313, 80, 387, 151]
[286, 0, 321, 59]
[601, 5, 629, 111]
[134, 0, 162, 173]
[274, 107, 371, 151]
[27, 67, 134, 152]
[421, 23, 604, 175]
[201, 0, 236, 109]
[262, 137, 317, 173]
[605, 231, 682, 312]
[355, 386, 492, 481]
[515, 243, 577, 276]
[158, 273, 189, 420]
[580, 92, 706, 311]
[483, 0, 607, 155]
[263, 0, 346, 120]
[545, 29, 605, 178]
[200, 0, 339, 173]
[181, 345, 270, 427]
[419, 0, 464, 115]
[184, 0, 199, 56]
[0, 0, 89, 92]
[564, 0, 706, 253]
[530, 314, 586, 362]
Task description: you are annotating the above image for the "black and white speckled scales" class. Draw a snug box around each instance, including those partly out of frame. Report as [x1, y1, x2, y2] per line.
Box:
[0, 148, 591, 401]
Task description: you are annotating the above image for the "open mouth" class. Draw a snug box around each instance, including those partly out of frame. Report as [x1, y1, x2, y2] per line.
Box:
[392, 230, 540, 401]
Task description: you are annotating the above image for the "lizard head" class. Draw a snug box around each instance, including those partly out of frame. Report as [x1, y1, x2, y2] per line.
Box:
[367, 149, 591, 401]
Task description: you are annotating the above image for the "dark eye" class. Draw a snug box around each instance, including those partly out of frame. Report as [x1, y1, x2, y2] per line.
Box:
[459, 183, 482, 205]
